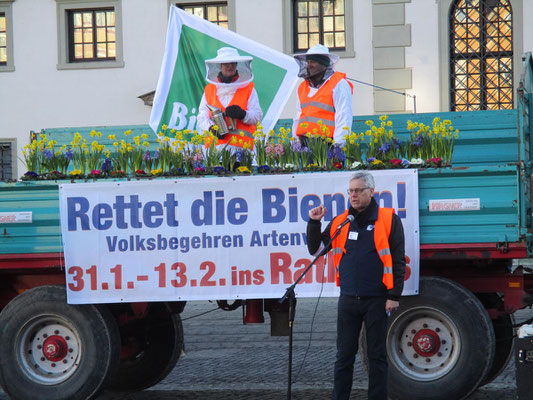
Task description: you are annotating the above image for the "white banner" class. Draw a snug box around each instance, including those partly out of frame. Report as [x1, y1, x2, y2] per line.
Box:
[59, 170, 419, 304]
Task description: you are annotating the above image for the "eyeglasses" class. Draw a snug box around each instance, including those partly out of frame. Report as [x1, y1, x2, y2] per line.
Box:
[347, 188, 370, 195]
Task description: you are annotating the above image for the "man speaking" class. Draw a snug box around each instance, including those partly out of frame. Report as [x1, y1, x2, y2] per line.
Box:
[307, 171, 406, 400]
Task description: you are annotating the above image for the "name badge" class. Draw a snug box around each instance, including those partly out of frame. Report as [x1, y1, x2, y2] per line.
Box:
[348, 231, 359, 240]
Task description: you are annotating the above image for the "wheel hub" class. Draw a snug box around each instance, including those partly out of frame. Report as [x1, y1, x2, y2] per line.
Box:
[42, 335, 68, 362]
[413, 329, 440, 356]
[18, 320, 82, 385]
[387, 307, 460, 381]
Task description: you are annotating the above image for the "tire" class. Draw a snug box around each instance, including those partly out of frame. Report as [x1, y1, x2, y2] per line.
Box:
[108, 302, 184, 391]
[0, 285, 120, 400]
[476, 293, 514, 386]
[380, 277, 494, 400]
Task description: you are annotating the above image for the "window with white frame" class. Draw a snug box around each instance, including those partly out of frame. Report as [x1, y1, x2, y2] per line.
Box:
[68, 8, 116, 62]
[293, 0, 346, 52]
[56, 0, 123, 69]
[0, 0, 14, 72]
[282, 0, 354, 58]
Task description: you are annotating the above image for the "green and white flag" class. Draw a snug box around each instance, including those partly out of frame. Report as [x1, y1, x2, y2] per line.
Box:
[150, 6, 300, 135]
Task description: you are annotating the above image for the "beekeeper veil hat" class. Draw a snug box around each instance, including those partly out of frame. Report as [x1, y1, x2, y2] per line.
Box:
[293, 44, 339, 78]
[205, 47, 254, 87]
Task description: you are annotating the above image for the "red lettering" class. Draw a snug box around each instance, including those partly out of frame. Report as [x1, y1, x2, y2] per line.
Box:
[200, 261, 217, 286]
[404, 255, 412, 281]
[327, 251, 336, 283]
[270, 252, 293, 284]
[315, 256, 327, 283]
[293, 258, 313, 284]
[253, 269, 265, 285]
[239, 269, 252, 285]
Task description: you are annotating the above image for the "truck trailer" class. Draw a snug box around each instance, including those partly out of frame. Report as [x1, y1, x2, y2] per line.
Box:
[1, 53, 533, 400]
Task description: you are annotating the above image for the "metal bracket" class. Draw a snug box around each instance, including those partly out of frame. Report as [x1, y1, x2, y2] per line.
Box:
[497, 242, 509, 253]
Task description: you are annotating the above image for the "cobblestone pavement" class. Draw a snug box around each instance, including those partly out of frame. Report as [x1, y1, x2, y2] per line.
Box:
[99, 298, 523, 400]
[1, 298, 527, 400]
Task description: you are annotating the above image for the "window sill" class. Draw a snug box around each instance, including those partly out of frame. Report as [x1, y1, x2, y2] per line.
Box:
[56, 60, 125, 70]
[0, 65, 15, 72]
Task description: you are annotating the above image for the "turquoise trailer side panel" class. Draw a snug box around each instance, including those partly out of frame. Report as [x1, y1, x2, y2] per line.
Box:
[0, 165, 523, 255]
[418, 166, 519, 244]
[0, 183, 62, 254]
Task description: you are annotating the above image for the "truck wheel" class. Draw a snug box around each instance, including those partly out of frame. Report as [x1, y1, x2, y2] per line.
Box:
[385, 277, 495, 400]
[476, 293, 514, 386]
[108, 302, 184, 391]
[0, 285, 120, 400]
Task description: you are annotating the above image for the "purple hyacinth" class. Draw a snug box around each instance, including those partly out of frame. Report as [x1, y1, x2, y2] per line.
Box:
[43, 149, 53, 159]
[235, 149, 244, 163]
[101, 158, 112, 172]
[327, 144, 346, 161]
[291, 141, 302, 152]
[413, 136, 423, 147]
[143, 150, 152, 161]
[65, 149, 73, 160]
[378, 142, 391, 154]
[154, 150, 160, 159]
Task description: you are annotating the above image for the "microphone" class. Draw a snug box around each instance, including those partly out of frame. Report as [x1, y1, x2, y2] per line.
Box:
[335, 214, 354, 231]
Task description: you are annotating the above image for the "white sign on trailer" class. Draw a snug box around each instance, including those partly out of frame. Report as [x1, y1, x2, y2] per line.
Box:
[59, 171, 419, 304]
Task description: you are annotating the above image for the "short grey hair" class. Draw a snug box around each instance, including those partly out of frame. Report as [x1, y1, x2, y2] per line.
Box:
[349, 171, 375, 189]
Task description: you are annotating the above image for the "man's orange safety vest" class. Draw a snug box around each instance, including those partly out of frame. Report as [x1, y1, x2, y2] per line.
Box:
[329, 208, 394, 289]
[296, 71, 353, 138]
[204, 82, 256, 149]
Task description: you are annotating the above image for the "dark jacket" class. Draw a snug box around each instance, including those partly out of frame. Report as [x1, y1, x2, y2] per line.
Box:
[307, 198, 405, 300]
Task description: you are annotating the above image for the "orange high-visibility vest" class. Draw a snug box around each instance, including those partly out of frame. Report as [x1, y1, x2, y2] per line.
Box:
[204, 82, 256, 149]
[296, 72, 353, 138]
[329, 208, 394, 289]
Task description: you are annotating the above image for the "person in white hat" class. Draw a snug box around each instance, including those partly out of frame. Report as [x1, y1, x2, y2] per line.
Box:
[292, 44, 353, 145]
[197, 47, 263, 150]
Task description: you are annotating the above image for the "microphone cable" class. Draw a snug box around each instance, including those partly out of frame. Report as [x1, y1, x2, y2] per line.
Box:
[293, 253, 329, 383]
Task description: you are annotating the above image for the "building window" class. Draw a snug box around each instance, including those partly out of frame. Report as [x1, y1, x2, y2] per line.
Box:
[56, 0, 123, 70]
[178, 2, 228, 28]
[449, 0, 513, 111]
[68, 9, 116, 62]
[0, 13, 6, 65]
[0, 1, 14, 72]
[0, 142, 12, 181]
[293, 0, 346, 52]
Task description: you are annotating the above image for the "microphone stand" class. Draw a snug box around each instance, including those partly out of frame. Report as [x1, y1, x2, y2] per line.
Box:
[279, 225, 345, 400]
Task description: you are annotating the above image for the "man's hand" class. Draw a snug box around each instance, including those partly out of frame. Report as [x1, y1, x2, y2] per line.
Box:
[224, 105, 246, 120]
[385, 299, 399, 314]
[309, 205, 327, 221]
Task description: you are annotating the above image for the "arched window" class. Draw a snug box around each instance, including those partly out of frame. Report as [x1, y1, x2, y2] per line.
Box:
[449, 0, 513, 111]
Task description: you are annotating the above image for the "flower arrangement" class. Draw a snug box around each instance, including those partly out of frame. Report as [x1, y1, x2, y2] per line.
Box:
[305, 124, 333, 169]
[342, 127, 364, 165]
[19, 117, 459, 181]
[364, 115, 404, 162]
[407, 118, 458, 166]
